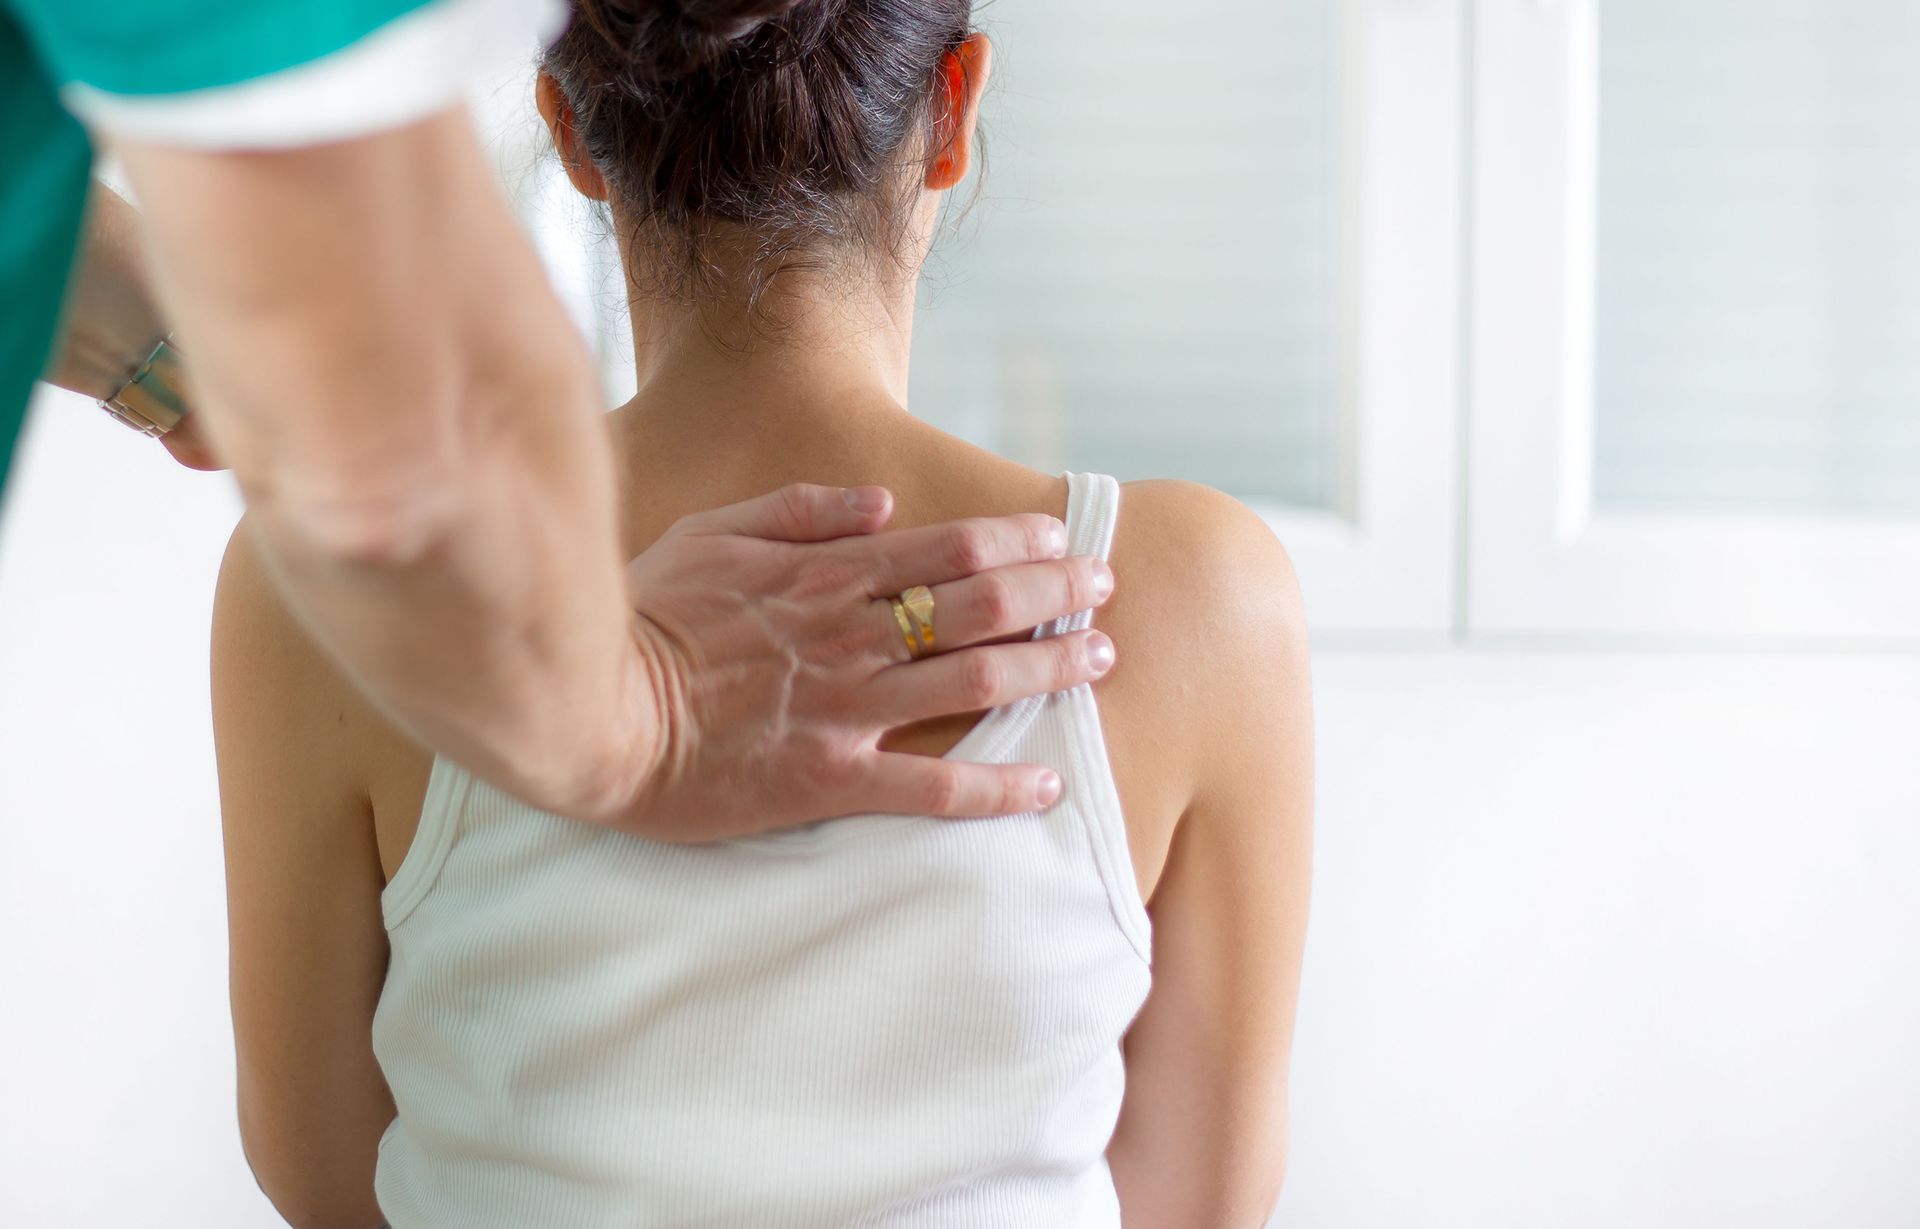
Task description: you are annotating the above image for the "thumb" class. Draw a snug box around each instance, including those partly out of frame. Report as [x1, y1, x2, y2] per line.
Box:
[684, 482, 895, 542]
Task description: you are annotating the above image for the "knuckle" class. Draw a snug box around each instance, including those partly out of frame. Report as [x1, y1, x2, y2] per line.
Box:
[943, 524, 993, 575]
[922, 768, 965, 815]
[794, 553, 864, 603]
[959, 652, 1004, 707]
[1053, 638, 1085, 686]
[1024, 515, 1054, 561]
[974, 572, 1018, 629]
[774, 484, 818, 534]
[997, 772, 1026, 815]
[1065, 557, 1098, 608]
[804, 740, 863, 793]
[662, 506, 707, 539]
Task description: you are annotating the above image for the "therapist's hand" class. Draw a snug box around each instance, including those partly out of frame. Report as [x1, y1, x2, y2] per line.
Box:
[603, 482, 1116, 841]
[44, 184, 226, 472]
[157, 413, 223, 471]
[116, 109, 1104, 841]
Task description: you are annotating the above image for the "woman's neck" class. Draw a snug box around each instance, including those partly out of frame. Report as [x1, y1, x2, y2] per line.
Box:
[602, 265, 1040, 550]
[620, 272, 918, 439]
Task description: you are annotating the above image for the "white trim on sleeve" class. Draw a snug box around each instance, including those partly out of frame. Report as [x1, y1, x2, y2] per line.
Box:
[61, 0, 567, 150]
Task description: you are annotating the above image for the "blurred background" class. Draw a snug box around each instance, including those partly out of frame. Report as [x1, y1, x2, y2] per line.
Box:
[5, 0, 1920, 1225]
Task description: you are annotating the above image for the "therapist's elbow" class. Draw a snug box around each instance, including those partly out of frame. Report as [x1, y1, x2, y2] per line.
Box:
[232, 398, 473, 574]
[247, 461, 466, 574]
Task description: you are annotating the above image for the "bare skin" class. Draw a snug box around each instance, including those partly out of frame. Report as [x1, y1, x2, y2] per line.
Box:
[214, 37, 1311, 1229]
[44, 183, 219, 469]
[110, 99, 1104, 837]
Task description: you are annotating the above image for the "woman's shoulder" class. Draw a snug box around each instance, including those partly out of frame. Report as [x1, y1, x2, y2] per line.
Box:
[1094, 479, 1309, 900]
[212, 522, 432, 875]
[1115, 478, 1300, 580]
[213, 520, 352, 713]
[1107, 479, 1305, 662]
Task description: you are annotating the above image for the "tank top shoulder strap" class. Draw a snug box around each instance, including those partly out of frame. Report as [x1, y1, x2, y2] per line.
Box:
[1048, 472, 1121, 638]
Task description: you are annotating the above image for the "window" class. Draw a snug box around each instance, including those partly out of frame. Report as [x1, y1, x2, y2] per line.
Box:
[909, 0, 1342, 509]
[910, 0, 1465, 636]
[1594, 0, 1920, 520]
[1467, 0, 1920, 644]
[509, 0, 1920, 646]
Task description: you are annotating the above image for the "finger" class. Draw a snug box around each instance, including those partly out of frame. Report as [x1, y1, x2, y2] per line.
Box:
[860, 753, 1066, 818]
[852, 513, 1069, 595]
[159, 419, 226, 471]
[917, 558, 1114, 653]
[680, 482, 896, 542]
[864, 631, 1116, 725]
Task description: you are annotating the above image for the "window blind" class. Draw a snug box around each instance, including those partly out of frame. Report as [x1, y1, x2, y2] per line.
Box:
[1595, 0, 1920, 517]
[909, 0, 1342, 510]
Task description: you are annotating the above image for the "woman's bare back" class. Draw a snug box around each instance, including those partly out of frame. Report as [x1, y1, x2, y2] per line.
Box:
[362, 392, 1224, 904]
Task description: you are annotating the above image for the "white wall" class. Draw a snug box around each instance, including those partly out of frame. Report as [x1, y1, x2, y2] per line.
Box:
[4, 386, 1918, 1227]
[0, 387, 259, 1225]
[1278, 649, 1920, 1229]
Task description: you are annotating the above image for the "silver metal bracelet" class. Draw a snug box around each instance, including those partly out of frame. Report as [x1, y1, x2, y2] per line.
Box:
[99, 334, 191, 437]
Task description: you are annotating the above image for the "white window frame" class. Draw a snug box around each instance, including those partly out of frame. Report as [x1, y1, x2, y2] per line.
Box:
[1267, 0, 1465, 640]
[1465, 0, 1920, 645]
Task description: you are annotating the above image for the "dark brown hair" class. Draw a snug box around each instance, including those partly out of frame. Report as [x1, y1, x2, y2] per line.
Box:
[542, 0, 976, 304]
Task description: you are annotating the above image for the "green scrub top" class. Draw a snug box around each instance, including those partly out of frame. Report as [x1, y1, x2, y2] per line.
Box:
[0, 0, 442, 495]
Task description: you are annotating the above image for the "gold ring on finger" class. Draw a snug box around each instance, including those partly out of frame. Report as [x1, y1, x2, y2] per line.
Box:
[890, 597, 925, 660]
[900, 584, 936, 655]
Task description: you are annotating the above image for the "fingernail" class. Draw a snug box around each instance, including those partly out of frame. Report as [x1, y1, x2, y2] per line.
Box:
[844, 485, 889, 514]
[1091, 561, 1115, 603]
[1087, 631, 1116, 675]
[1036, 770, 1063, 807]
[1047, 519, 1068, 557]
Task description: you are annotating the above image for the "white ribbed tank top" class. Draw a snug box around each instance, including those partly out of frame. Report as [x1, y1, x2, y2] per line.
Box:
[371, 472, 1152, 1228]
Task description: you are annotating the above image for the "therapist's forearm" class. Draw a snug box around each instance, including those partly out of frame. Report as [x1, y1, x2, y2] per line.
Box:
[117, 109, 652, 816]
[44, 183, 168, 400]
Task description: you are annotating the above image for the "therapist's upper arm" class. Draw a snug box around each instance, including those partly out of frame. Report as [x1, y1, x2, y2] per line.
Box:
[25, 0, 572, 539]
[110, 108, 570, 504]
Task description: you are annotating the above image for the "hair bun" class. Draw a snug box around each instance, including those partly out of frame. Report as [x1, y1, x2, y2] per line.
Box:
[675, 0, 807, 40]
[575, 0, 818, 82]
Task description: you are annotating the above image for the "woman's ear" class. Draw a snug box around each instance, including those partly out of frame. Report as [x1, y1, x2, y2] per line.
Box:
[925, 33, 993, 192]
[536, 72, 610, 202]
